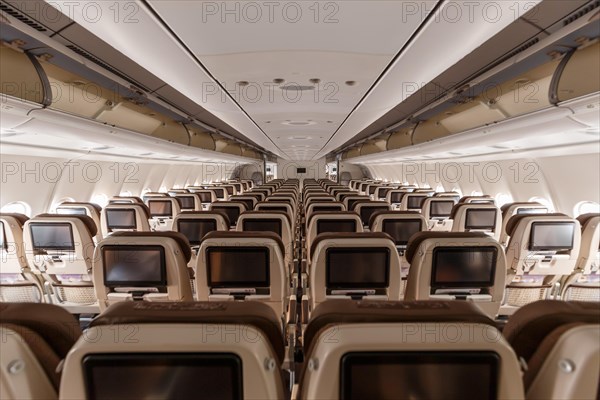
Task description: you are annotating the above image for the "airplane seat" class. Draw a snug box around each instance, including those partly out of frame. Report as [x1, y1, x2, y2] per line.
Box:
[504, 213, 581, 309]
[503, 300, 600, 399]
[307, 232, 401, 316]
[421, 197, 456, 231]
[0, 213, 44, 302]
[297, 299, 524, 400]
[59, 301, 287, 400]
[0, 302, 81, 400]
[101, 203, 151, 236]
[108, 196, 144, 205]
[404, 231, 506, 318]
[562, 213, 600, 302]
[400, 193, 432, 212]
[305, 202, 345, 222]
[266, 195, 297, 216]
[172, 211, 230, 296]
[334, 191, 356, 202]
[255, 202, 295, 232]
[451, 203, 502, 240]
[56, 202, 103, 242]
[352, 201, 391, 230]
[146, 197, 181, 231]
[196, 231, 290, 325]
[236, 211, 294, 275]
[23, 214, 97, 305]
[499, 202, 548, 247]
[385, 189, 411, 209]
[186, 189, 218, 209]
[369, 211, 428, 295]
[92, 231, 193, 311]
[173, 193, 202, 212]
[228, 195, 259, 212]
[303, 212, 364, 276]
[209, 201, 248, 229]
[459, 195, 495, 205]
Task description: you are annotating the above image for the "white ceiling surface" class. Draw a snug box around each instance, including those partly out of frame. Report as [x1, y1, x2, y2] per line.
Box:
[45, 0, 541, 161]
[147, 0, 438, 160]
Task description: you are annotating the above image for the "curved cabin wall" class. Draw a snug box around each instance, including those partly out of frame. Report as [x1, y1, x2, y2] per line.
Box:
[0, 152, 249, 216]
[362, 152, 600, 219]
[0, 44, 263, 160]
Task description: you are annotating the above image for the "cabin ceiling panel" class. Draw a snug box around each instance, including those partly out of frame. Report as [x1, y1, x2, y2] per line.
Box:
[147, 0, 439, 160]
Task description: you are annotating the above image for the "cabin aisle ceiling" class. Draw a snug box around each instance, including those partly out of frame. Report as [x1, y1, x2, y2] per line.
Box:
[146, 0, 439, 160]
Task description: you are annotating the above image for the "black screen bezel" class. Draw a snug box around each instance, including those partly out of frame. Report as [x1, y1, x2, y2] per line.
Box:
[83, 353, 242, 400]
[30, 222, 75, 251]
[340, 351, 499, 400]
[102, 245, 167, 287]
[528, 221, 575, 251]
[431, 246, 497, 289]
[326, 247, 390, 289]
[207, 246, 270, 288]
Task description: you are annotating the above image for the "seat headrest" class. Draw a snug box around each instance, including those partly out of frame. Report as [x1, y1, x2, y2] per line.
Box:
[449, 202, 496, 220]
[0, 302, 81, 358]
[59, 202, 102, 213]
[459, 195, 491, 203]
[178, 210, 230, 226]
[505, 213, 569, 237]
[576, 213, 600, 229]
[108, 231, 192, 262]
[500, 201, 542, 218]
[310, 232, 394, 259]
[89, 301, 285, 363]
[304, 300, 495, 355]
[368, 210, 421, 227]
[307, 211, 359, 226]
[107, 203, 151, 220]
[239, 210, 291, 226]
[113, 196, 144, 203]
[405, 231, 490, 264]
[201, 230, 285, 255]
[503, 300, 600, 363]
[34, 213, 98, 237]
[0, 212, 29, 227]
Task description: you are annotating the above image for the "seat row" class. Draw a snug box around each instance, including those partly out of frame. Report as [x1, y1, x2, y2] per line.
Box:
[1, 299, 598, 400]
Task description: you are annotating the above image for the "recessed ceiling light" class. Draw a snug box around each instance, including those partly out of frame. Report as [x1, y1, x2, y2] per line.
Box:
[309, 78, 321, 84]
[289, 136, 312, 140]
[345, 80, 357, 86]
[237, 81, 249, 86]
[273, 78, 285, 84]
[282, 120, 317, 126]
[280, 85, 314, 91]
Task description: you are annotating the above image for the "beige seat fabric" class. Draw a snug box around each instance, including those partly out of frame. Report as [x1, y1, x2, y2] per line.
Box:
[59, 301, 287, 400]
[298, 300, 524, 400]
[101, 203, 151, 236]
[451, 203, 502, 240]
[93, 231, 193, 311]
[0, 302, 81, 400]
[504, 213, 581, 308]
[499, 202, 548, 247]
[196, 231, 289, 322]
[56, 202, 103, 242]
[404, 231, 506, 318]
[504, 300, 600, 400]
[0, 213, 43, 302]
[308, 232, 401, 313]
[23, 214, 97, 305]
[562, 213, 599, 301]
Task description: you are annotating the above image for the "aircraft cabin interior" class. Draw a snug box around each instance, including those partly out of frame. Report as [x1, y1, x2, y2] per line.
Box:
[1, 0, 599, 399]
